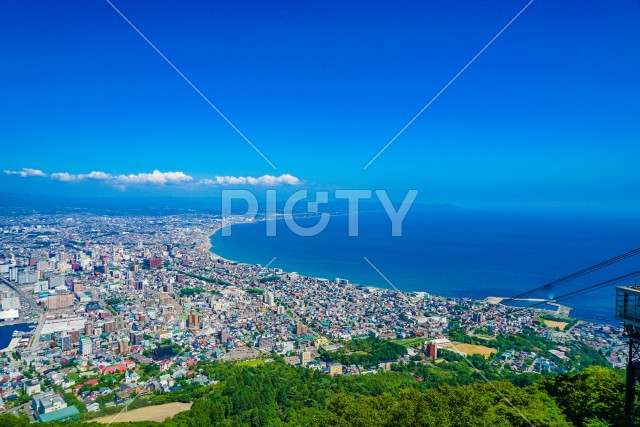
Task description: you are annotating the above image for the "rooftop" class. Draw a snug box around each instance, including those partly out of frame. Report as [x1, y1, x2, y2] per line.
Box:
[38, 405, 79, 422]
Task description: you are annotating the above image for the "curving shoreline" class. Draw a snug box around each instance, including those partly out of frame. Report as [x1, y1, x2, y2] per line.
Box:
[205, 221, 255, 264]
[203, 218, 583, 323]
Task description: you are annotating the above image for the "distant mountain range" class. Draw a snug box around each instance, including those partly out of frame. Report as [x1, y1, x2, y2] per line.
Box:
[0, 192, 458, 216]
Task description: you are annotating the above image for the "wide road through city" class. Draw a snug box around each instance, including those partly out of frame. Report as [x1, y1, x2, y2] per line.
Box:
[0, 276, 39, 312]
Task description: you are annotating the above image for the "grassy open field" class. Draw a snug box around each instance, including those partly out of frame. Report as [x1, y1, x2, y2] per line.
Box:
[394, 337, 429, 348]
[453, 343, 497, 359]
[473, 334, 496, 341]
[543, 319, 569, 330]
[92, 402, 192, 423]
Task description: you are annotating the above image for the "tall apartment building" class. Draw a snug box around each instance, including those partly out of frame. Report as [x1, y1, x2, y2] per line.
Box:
[130, 331, 143, 345]
[119, 339, 129, 354]
[329, 363, 343, 376]
[263, 292, 275, 306]
[426, 342, 438, 359]
[296, 323, 308, 336]
[46, 293, 73, 310]
[59, 335, 71, 351]
[9, 266, 18, 281]
[103, 321, 116, 333]
[48, 275, 65, 288]
[300, 350, 311, 366]
[79, 337, 92, 356]
[187, 313, 200, 329]
[72, 281, 83, 293]
[18, 269, 38, 285]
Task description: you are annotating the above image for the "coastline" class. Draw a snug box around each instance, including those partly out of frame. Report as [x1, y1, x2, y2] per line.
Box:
[204, 219, 577, 321]
[203, 220, 258, 264]
[0, 322, 37, 352]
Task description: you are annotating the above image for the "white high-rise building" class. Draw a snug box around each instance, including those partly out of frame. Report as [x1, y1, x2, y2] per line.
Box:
[263, 292, 275, 307]
[80, 337, 93, 356]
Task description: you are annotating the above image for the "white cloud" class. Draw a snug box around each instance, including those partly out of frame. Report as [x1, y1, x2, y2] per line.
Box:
[50, 172, 81, 182]
[199, 174, 301, 186]
[85, 171, 111, 180]
[49, 170, 193, 186]
[51, 171, 111, 182]
[114, 170, 193, 185]
[3, 168, 47, 178]
[5, 168, 301, 188]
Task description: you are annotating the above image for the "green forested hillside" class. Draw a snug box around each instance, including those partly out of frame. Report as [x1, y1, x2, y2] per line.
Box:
[0, 360, 630, 427]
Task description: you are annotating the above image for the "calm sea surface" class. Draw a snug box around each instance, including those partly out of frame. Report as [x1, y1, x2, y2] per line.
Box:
[211, 209, 640, 324]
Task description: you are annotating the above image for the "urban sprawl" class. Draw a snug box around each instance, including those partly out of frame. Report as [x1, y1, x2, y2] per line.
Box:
[0, 214, 628, 422]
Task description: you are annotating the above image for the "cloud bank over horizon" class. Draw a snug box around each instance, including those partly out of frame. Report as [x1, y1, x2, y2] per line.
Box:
[199, 174, 300, 186]
[3, 168, 302, 189]
[3, 168, 48, 178]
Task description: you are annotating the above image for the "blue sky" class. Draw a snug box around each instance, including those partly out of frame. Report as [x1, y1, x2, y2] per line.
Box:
[1, 0, 639, 211]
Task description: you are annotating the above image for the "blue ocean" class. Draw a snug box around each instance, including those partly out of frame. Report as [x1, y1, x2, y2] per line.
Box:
[211, 209, 640, 324]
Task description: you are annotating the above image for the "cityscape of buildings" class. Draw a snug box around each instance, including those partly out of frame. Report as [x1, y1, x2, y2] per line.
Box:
[0, 213, 629, 422]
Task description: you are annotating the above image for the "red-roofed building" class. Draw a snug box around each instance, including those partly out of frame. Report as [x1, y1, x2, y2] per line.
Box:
[100, 362, 135, 374]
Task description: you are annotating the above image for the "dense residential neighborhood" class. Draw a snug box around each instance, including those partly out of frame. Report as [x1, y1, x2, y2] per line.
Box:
[0, 214, 629, 423]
